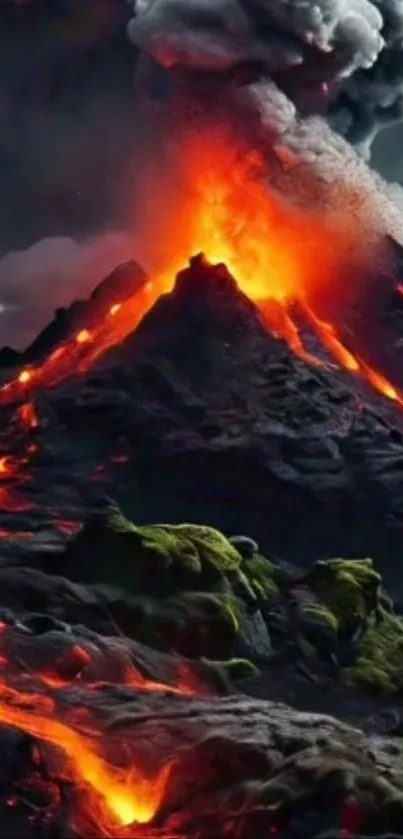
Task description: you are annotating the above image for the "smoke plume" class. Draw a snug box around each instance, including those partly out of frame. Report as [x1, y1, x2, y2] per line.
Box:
[128, 0, 403, 157]
[127, 0, 403, 250]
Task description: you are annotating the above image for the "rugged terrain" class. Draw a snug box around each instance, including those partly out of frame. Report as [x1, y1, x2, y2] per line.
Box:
[1, 253, 403, 835]
[2, 254, 403, 578]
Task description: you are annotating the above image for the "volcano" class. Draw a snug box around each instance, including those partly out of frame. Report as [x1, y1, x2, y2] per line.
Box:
[1, 251, 403, 836]
[2, 252, 403, 577]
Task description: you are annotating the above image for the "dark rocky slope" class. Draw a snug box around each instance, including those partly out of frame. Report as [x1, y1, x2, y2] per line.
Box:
[1, 255, 402, 582]
[0, 254, 403, 835]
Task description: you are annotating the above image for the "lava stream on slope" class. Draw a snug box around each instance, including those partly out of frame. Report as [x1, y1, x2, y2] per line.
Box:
[0, 618, 213, 837]
[0, 128, 400, 411]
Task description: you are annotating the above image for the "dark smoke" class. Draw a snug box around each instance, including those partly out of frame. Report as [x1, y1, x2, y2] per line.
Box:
[127, 0, 403, 249]
[128, 0, 403, 159]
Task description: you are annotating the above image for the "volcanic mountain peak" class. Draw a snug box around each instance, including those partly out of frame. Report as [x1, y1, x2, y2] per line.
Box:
[110, 254, 272, 363]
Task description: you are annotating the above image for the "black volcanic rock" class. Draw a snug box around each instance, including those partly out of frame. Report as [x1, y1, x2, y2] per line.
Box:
[3, 255, 403, 586]
[31, 255, 403, 591]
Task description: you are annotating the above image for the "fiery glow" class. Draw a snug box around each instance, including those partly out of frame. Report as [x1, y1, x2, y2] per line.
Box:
[0, 621, 208, 834]
[18, 369, 32, 385]
[0, 679, 170, 829]
[109, 303, 122, 316]
[359, 359, 400, 402]
[0, 126, 400, 419]
[17, 401, 39, 429]
[76, 329, 92, 344]
[0, 124, 399, 838]
[302, 305, 360, 372]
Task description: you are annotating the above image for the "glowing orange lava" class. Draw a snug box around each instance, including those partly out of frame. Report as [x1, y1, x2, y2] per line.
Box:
[0, 619, 207, 835]
[0, 126, 398, 415]
[0, 678, 170, 830]
[17, 401, 39, 429]
[76, 328, 92, 344]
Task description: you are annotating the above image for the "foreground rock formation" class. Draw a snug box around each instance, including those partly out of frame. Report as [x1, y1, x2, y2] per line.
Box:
[0, 533, 402, 837]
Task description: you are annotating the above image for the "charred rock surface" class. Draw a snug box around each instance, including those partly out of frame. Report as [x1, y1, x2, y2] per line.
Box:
[6, 254, 401, 586]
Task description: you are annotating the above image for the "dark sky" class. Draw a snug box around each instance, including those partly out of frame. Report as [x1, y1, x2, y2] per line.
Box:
[0, 0, 139, 255]
[0, 0, 401, 257]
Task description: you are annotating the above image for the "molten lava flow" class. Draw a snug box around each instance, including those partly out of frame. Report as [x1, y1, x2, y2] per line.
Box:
[0, 678, 171, 832]
[302, 305, 360, 373]
[303, 304, 403, 407]
[17, 402, 39, 429]
[0, 620, 207, 834]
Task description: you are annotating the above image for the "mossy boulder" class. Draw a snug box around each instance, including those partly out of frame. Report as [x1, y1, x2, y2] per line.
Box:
[60, 502, 275, 665]
[123, 591, 241, 659]
[345, 609, 403, 693]
[63, 503, 245, 594]
[242, 554, 280, 602]
[291, 557, 403, 695]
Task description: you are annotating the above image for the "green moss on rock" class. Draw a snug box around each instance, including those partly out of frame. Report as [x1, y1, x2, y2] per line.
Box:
[309, 558, 382, 632]
[242, 554, 280, 601]
[64, 504, 245, 596]
[62, 503, 278, 663]
[345, 610, 403, 693]
[292, 557, 403, 695]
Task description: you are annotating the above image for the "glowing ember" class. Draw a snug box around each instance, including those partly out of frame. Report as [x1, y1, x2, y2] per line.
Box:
[18, 369, 32, 385]
[0, 679, 170, 829]
[0, 456, 14, 476]
[109, 303, 122, 316]
[17, 401, 39, 429]
[76, 329, 92, 344]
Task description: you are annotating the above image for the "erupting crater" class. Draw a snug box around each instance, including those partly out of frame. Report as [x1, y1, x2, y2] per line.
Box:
[0, 128, 402, 412]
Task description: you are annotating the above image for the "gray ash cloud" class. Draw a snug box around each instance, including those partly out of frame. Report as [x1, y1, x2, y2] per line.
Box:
[128, 0, 403, 158]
